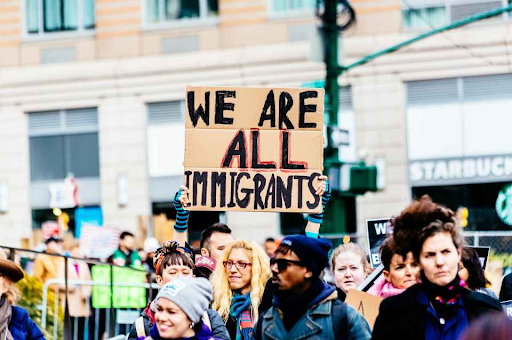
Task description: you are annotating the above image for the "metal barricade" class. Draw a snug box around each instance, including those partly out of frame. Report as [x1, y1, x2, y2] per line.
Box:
[0, 245, 156, 340]
[41, 279, 160, 340]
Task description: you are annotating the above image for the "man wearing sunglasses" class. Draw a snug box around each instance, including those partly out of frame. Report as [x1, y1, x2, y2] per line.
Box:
[255, 235, 371, 340]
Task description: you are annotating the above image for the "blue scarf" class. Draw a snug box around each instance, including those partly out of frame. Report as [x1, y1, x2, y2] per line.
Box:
[230, 292, 253, 340]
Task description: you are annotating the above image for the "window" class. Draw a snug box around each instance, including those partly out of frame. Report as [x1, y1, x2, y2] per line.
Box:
[145, 0, 218, 25]
[406, 74, 512, 161]
[147, 101, 185, 177]
[28, 108, 100, 181]
[402, 6, 447, 31]
[25, 0, 95, 35]
[271, 0, 316, 12]
[401, 0, 506, 31]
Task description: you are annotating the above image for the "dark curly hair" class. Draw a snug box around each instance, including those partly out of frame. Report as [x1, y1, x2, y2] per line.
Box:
[379, 237, 395, 271]
[392, 195, 463, 261]
[460, 247, 488, 290]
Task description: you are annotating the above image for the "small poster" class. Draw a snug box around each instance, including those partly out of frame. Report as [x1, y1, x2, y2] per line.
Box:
[366, 219, 391, 268]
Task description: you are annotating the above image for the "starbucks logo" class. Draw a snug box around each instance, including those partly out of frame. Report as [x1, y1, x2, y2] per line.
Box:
[496, 184, 512, 226]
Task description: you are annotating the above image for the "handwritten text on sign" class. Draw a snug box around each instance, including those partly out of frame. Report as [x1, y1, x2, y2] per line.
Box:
[184, 86, 324, 212]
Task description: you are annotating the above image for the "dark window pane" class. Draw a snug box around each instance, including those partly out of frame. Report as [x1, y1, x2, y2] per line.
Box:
[165, 0, 199, 20]
[30, 136, 66, 181]
[66, 133, 100, 178]
[179, 0, 199, 19]
[208, 0, 218, 16]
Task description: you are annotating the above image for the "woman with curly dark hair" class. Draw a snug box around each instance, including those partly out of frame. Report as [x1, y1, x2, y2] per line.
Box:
[372, 196, 503, 340]
[458, 247, 497, 299]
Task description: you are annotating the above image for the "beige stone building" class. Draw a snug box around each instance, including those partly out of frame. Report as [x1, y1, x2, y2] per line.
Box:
[1, 0, 511, 248]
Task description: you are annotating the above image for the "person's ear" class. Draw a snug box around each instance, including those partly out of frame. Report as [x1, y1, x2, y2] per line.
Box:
[201, 248, 209, 257]
[457, 247, 462, 262]
[304, 270, 313, 279]
[383, 270, 391, 283]
[156, 275, 163, 287]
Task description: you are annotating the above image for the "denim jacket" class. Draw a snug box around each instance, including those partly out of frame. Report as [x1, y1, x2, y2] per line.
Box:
[256, 290, 371, 340]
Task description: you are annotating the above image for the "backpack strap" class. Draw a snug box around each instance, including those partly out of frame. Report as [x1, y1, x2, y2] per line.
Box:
[332, 300, 348, 340]
[135, 316, 146, 338]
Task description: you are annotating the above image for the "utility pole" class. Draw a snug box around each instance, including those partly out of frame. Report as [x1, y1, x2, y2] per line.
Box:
[316, 0, 357, 236]
[317, 0, 355, 175]
[323, 0, 341, 171]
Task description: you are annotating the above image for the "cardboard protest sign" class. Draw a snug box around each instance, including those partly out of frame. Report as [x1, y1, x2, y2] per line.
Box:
[184, 86, 324, 213]
[468, 246, 490, 270]
[502, 300, 512, 320]
[345, 289, 383, 330]
[366, 219, 391, 268]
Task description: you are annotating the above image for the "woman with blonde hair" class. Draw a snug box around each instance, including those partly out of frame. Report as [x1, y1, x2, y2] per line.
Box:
[210, 240, 271, 340]
[0, 248, 45, 340]
[330, 242, 372, 300]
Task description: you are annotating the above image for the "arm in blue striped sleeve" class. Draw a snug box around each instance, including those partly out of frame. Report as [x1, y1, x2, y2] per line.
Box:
[173, 189, 190, 233]
[307, 180, 332, 226]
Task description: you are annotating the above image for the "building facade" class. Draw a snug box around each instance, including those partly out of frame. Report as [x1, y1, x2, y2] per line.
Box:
[1, 0, 511, 247]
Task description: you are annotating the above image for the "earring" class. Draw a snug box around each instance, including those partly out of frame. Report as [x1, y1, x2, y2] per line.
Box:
[190, 322, 194, 329]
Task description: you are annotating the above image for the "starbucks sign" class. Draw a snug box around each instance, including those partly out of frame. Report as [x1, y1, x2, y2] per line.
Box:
[496, 184, 512, 226]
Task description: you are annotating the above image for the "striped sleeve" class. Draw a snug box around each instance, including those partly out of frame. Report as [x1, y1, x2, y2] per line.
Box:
[173, 190, 190, 233]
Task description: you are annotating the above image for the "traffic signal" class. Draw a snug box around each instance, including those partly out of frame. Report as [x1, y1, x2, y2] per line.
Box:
[350, 164, 378, 194]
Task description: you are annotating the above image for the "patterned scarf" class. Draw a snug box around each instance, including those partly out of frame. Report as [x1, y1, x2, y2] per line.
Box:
[421, 272, 467, 320]
[230, 292, 253, 340]
[0, 296, 14, 340]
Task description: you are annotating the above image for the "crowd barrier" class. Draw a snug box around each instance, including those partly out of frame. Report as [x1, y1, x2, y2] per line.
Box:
[0, 245, 157, 340]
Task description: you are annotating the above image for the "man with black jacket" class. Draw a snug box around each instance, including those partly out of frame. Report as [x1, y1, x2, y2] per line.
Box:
[254, 235, 371, 340]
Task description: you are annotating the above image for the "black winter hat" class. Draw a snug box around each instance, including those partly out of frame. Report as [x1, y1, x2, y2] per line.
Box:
[280, 235, 332, 277]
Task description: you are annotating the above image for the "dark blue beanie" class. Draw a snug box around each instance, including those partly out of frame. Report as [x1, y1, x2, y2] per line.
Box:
[280, 235, 332, 277]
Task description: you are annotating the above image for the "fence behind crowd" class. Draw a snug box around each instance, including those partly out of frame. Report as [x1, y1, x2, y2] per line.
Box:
[323, 231, 512, 256]
[464, 231, 512, 254]
[1, 245, 158, 340]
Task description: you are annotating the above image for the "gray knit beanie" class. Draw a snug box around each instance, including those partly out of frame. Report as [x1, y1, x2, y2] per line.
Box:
[155, 277, 212, 324]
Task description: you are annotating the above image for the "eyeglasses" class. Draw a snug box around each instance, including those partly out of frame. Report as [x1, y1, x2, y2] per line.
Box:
[223, 261, 252, 270]
[270, 258, 305, 272]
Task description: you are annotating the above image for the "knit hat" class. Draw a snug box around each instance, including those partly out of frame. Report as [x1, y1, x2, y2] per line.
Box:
[155, 277, 212, 324]
[280, 235, 332, 277]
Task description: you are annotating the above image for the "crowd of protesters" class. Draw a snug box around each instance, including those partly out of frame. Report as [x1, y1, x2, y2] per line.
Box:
[3, 176, 512, 340]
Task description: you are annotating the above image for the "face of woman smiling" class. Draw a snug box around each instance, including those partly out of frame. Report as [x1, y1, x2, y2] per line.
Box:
[226, 248, 252, 294]
[419, 232, 461, 287]
[155, 298, 195, 339]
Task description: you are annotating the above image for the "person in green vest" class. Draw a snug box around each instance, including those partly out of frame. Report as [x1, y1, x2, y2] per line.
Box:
[112, 231, 142, 267]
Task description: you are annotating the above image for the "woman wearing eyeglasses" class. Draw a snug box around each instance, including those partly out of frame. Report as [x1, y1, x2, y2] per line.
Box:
[211, 240, 271, 340]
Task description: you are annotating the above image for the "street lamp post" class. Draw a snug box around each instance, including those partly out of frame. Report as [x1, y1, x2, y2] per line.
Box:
[316, 0, 356, 178]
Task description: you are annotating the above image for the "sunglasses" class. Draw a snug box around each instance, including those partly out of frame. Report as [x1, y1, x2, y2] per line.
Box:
[223, 261, 252, 270]
[270, 258, 305, 272]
